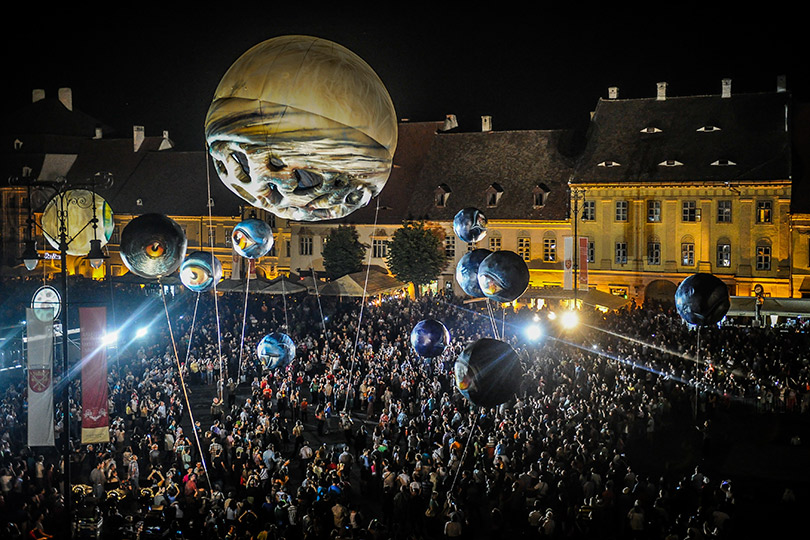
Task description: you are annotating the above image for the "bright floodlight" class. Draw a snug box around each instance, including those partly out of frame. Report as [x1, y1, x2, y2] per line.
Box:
[547, 311, 557, 321]
[136, 327, 148, 339]
[525, 324, 543, 341]
[560, 310, 579, 330]
[102, 331, 119, 345]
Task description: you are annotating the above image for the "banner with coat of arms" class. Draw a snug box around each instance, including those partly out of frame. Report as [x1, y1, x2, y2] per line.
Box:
[27, 308, 55, 447]
[80, 307, 109, 444]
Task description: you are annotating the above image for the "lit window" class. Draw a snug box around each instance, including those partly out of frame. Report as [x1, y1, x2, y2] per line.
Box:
[372, 239, 388, 259]
[587, 241, 594, 263]
[682, 201, 699, 222]
[756, 201, 772, 223]
[489, 237, 501, 251]
[444, 236, 455, 258]
[517, 237, 531, 262]
[300, 236, 312, 256]
[756, 245, 771, 270]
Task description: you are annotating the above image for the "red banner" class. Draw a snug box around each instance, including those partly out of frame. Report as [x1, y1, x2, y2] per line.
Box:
[80, 307, 109, 444]
[578, 236, 589, 290]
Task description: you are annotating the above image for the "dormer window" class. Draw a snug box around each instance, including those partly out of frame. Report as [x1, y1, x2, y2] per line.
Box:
[659, 160, 683, 167]
[485, 183, 504, 207]
[711, 159, 736, 166]
[598, 160, 621, 168]
[136, 198, 143, 206]
[533, 183, 550, 208]
[640, 126, 662, 134]
[434, 183, 452, 207]
[697, 125, 721, 132]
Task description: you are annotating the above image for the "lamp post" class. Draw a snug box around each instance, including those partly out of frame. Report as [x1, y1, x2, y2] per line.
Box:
[13, 172, 112, 537]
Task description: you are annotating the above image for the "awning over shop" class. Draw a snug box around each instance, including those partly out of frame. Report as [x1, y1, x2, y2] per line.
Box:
[727, 296, 810, 317]
[523, 286, 632, 310]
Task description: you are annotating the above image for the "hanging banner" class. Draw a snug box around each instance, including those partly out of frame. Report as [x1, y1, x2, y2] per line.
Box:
[27, 308, 55, 447]
[563, 236, 574, 290]
[578, 236, 589, 291]
[80, 307, 109, 444]
[231, 246, 242, 278]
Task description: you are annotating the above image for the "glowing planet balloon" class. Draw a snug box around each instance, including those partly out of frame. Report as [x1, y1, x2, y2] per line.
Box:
[232, 219, 274, 259]
[257, 332, 296, 370]
[477, 251, 530, 303]
[120, 214, 187, 279]
[456, 249, 491, 297]
[180, 251, 223, 292]
[41, 189, 114, 256]
[410, 319, 450, 358]
[454, 338, 522, 408]
[205, 35, 398, 222]
[675, 273, 730, 326]
[453, 208, 487, 244]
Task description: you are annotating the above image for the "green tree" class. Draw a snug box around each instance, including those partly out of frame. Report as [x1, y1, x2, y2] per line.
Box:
[386, 220, 447, 294]
[322, 225, 365, 280]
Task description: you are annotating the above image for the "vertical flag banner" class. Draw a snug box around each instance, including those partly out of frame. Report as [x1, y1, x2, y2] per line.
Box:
[27, 308, 55, 447]
[578, 236, 589, 290]
[80, 307, 109, 444]
[563, 236, 574, 290]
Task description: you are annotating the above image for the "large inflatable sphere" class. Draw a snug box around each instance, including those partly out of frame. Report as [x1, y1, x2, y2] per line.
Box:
[454, 338, 522, 408]
[453, 208, 488, 244]
[410, 319, 450, 358]
[257, 332, 296, 370]
[120, 214, 187, 279]
[42, 189, 114, 256]
[232, 219, 274, 259]
[477, 250, 530, 303]
[456, 249, 491, 297]
[675, 273, 730, 326]
[205, 35, 398, 222]
[180, 251, 223, 292]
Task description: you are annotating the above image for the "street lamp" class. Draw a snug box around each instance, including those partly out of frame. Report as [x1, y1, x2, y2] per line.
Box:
[11, 171, 113, 534]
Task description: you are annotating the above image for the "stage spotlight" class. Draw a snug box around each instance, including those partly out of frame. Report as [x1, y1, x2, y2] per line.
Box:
[135, 327, 148, 339]
[560, 310, 579, 330]
[102, 331, 119, 345]
[525, 324, 543, 342]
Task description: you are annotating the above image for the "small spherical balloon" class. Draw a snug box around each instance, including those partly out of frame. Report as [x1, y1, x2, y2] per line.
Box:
[454, 338, 522, 408]
[232, 219, 274, 259]
[456, 249, 491, 297]
[180, 251, 223, 292]
[120, 214, 187, 279]
[477, 251, 530, 303]
[41, 189, 114, 256]
[453, 208, 488, 243]
[257, 332, 296, 370]
[205, 35, 398, 222]
[410, 319, 450, 358]
[675, 273, 730, 326]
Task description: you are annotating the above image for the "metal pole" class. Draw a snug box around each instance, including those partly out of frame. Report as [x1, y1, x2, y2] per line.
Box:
[58, 196, 72, 537]
[573, 189, 579, 307]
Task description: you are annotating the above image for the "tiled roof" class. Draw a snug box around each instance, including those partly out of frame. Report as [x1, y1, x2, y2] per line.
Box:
[405, 129, 577, 222]
[572, 91, 792, 185]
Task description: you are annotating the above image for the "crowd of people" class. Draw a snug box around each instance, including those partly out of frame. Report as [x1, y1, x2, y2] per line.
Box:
[1, 275, 809, 540]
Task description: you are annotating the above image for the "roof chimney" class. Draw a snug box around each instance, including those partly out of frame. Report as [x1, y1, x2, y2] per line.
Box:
[32, 89, 45, 103]
[656, 82, 667, 101]
[481, 115, 492, 132]
[777, 75, 787, 93]
[721, 78, 732, 98]
[133, 125, 145, 152]
[608, 87, 619, 99]
[442, 114, 458, 131]
[58, 87, 73, 111]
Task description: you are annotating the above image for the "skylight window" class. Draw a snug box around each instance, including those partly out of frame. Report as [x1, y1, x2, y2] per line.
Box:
[598, 160, 621, 168]
[711, 159, 736, 166]
[640, 127, 662, 134]
[697, 125, 721, 132]
[659, 160, 684, 167]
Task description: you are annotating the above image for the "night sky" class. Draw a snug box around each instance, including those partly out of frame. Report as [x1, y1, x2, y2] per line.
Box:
[3, 7, 806, 151]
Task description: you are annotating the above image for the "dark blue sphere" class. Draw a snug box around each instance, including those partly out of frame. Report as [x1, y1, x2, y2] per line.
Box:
[410, 319, 450, 358]
[453, 208, 488, 243]
[454, 338, 522, 407]
[257, 332, 296, 370]
[477, 250, 530, 303]
[456, 249, 492, 297]
[232, 218, 274, 259]
[675, 273, 730, 326]
[180, 251, 223, 292]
